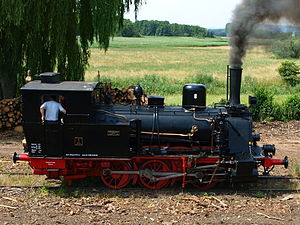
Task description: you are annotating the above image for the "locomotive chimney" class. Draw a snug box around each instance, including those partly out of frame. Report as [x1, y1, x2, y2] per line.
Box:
[229, 67, 242, 106]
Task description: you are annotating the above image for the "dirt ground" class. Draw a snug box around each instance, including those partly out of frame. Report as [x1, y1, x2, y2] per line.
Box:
[0, 122, 299, 225]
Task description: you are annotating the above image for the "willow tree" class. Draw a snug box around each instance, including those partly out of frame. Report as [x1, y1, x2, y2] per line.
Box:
[0, 0, 142, 99]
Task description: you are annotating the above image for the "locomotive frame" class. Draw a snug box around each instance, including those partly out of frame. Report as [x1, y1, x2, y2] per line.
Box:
[13, 68, 288, 189]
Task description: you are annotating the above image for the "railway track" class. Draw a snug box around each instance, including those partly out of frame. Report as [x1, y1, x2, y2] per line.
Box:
[0, 171, 299, 192]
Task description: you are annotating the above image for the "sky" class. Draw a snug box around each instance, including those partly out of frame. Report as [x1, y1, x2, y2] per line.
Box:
[125, 0, 243, 29]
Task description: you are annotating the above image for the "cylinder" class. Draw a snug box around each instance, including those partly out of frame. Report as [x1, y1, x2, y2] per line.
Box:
[182, 84, 206, 109]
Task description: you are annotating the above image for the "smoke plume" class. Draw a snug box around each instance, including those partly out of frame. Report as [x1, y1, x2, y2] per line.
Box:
[230, 0, 300, 68]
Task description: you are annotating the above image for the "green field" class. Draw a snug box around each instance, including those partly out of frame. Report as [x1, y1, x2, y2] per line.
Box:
[86, 36, 300, 106]
[90, 36, 228, 49]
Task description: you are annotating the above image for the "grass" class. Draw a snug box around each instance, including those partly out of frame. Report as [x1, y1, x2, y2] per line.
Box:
[85, 36, 300, 106]
[165, 94, 252, 106]
[0, 174, 48, 186]
[90, 36, 229, 49]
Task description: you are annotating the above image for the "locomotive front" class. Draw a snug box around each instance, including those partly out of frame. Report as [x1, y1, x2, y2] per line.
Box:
[13, 69, 288, 189]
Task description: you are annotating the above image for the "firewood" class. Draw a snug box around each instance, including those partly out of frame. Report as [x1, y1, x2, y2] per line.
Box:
[14, 125, 23, 133]
[6, 122, 12, 127]
[3, 106, 10, 113]
[7, 112, 14, 117]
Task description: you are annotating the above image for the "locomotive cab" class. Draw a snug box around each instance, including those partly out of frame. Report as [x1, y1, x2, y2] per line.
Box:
[21, 78, 98, 157]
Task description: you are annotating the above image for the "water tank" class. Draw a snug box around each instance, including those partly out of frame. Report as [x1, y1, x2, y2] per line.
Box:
[182, 84, 206, 109]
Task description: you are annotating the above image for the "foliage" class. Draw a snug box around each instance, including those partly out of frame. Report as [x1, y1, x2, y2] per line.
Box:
[251, 87, 276, 121]
[0, 0, 142, 99]
[271, 38, 300, 59]
[118, 20, 212, 38]
[251, 89, 300, 121]
[120, 19, 141, 37]
[294, 163, 300, 176]
[189, 73, 225, 94]
[95, 73, 226, 96]
[241, 76, 257, 93]
[255, 191, 268, 199]
[277, 61, 300, 87]
[208, 29, 226, 37]
[97, 74, 183, 95]
[283, 94, 300, 121]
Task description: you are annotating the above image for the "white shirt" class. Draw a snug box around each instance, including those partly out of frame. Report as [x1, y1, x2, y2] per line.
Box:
[40, 101, 65, 121]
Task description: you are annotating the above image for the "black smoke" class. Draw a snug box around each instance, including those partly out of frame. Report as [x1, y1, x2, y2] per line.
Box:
[229, 0, 300, 68]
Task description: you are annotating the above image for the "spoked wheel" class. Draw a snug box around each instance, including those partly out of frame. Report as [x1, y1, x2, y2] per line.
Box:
[191, 180, 217, 190]
[190, 168, 219, 190]
[100, 161, 131, 189]
[170, 160, 182, 186]
[139, 160, 170, 189]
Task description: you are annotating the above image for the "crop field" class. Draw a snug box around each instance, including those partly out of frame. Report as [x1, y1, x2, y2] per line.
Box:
[86, 36, 300, 105]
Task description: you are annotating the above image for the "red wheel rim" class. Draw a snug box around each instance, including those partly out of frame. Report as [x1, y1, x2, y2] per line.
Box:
[170, 160, 182, 186]
[100, 161, 131, 189]
[139, 160, 170, 189]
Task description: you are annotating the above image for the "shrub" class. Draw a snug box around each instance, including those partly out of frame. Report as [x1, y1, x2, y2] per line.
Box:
[271, 38, 300, 59]
[251, 87, 276, 121]
[277, 61, 300, 87]
[191, 73, 214, 85]
[283, 94, 300, 121]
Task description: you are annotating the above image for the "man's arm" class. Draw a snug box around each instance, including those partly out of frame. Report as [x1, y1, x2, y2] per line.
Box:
[59, 104, 66, 114]
[40, 106, 45, 121]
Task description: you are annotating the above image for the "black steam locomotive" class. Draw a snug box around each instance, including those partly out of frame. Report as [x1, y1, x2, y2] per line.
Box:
[13, 68, 288, 189]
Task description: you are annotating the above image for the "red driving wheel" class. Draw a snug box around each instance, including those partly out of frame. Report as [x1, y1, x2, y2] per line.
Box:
[100, 161, 131, 189]
[139, 160, 170, 189]
[191, 168, 218, 190]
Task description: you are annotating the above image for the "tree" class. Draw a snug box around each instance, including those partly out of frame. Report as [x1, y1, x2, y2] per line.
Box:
[0, 0, 142, 100]
[120, 19, 140, 37]
[277, 61, 300, 87]
[271, 37, 300, 59]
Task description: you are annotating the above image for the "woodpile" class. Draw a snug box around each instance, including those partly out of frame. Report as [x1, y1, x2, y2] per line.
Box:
[0, 97, 22, 130]
[100, 82, 148, 105]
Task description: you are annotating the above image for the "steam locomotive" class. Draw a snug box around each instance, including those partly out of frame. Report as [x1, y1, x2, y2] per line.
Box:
[13, 68, 288, 189]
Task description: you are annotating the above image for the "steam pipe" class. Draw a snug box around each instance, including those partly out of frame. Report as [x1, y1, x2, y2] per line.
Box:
[229, 67, 243, 106]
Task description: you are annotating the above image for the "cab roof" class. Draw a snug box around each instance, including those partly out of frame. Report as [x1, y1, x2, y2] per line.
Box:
[21, 80, 99, 92]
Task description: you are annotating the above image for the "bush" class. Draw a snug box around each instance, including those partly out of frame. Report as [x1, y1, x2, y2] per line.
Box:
[283, 94, 300, 121]
[191, 73, 214, 84]
[271, 38, 300, 59]
[277, 61, 300, 87]
[251, 88, 277, 121]
[251, 90, 300, 121]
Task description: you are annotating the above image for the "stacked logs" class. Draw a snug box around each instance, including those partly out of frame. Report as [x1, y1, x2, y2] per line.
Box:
[0, 97, 22, 130]
[100, 82, 148, 105]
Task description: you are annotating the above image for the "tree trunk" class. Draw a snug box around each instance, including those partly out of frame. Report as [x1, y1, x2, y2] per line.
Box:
[0, 67, 17, 100]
